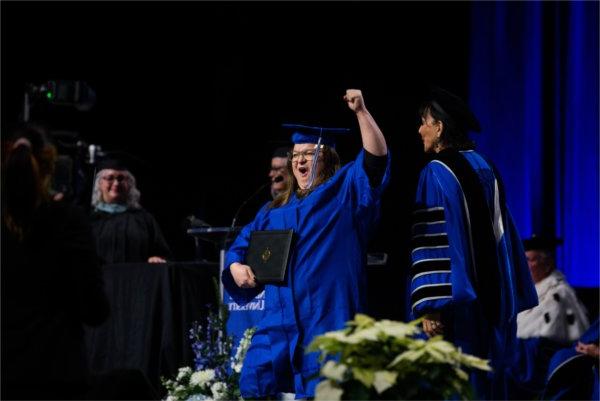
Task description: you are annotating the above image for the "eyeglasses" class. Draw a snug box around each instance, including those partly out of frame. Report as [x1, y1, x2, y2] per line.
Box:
[288, 150, 319, 162]
[270, 166, 286, 174]
[102, 174, 128, 183]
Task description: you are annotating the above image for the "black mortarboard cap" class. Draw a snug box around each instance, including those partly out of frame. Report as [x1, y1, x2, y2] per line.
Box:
[96, 158, 130, 172]
[523, 234, 564, 252]
[282, 123, 351, 148]
[95, 150, 149, 177]
[426, 85, 481, 133]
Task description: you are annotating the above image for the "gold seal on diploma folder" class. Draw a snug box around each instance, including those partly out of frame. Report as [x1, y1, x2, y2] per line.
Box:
[245, 229, 294, 284]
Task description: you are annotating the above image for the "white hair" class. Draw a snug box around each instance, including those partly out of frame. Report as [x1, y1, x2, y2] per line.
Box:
[91, 169, 141, 209]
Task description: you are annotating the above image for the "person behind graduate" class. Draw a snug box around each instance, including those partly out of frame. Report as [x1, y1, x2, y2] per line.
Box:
[508, 311, 594, 400]
[269, 146, 291, 199]
[221, 89, 390, 399]
[90, 158, 171, 265]
[517, 235, 590, 344]
[224, 146, 291, 351]
[408, 86, 538, 399]
[1, 123, 110, 400]
[505, 235, 592, 398]
[541, 319, 600, 400]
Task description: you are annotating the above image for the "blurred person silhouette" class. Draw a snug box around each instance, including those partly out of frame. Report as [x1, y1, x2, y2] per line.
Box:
[224, 146, 291, 351]
[269, 146, 291, 199]
[1, 123, 110, 400]
[408, 86, 538, 399]
[517, 235, 590, 343]
[90, 158, 170, 265]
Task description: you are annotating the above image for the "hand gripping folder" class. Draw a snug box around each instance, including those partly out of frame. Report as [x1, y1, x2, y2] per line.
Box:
[245, 229, 294, 284]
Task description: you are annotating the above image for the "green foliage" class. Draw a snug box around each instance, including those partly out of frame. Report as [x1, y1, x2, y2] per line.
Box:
[307, 314, 491, 400]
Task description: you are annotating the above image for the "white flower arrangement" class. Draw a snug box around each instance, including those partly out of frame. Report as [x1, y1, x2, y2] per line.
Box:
[162, 318, 256, 401]
[189, 369, 215, 388]
[210, 382, 228, 399]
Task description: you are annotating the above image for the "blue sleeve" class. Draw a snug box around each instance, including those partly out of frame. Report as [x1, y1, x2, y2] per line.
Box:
[409, 162, 477, 318]
[221, 203, 269, 304]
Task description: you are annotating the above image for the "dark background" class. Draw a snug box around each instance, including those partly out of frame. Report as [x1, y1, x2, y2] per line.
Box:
[3, 1, 473, 318]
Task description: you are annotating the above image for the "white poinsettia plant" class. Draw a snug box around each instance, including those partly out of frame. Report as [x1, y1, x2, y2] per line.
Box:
[307, 314, 491, 400]
[162, 310, 256, 401]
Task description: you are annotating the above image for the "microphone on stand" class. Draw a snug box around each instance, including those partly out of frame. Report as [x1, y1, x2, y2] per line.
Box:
[229, 176, 282, 232]
[223, 176, 284, 264]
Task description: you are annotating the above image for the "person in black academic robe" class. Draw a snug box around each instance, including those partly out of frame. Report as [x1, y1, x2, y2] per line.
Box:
[90, 159, 170, 265]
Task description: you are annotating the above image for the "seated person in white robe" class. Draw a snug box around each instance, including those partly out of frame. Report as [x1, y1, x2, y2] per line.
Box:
[517, 235, 590, 344]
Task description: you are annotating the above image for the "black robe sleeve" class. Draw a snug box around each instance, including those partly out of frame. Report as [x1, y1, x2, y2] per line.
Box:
[363, 149, 388, 187]
[91, 209, 171, 264]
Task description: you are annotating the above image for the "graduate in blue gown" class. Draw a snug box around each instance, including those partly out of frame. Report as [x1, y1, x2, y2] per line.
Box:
[408, 86, 539, 399]
[222, 89, 390, 399]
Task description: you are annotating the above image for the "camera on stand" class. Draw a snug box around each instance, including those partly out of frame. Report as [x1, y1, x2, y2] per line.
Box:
[24, 80, 100, 209]
[25, 80, 96, 118]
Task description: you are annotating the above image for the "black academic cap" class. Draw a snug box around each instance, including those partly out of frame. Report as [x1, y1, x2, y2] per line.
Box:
[426, 86, 481, 133]
[282, 123, 351, 148]
[523, 235, 564, 252]
[95, 151, 149, 177]
[96, 158, 130, 172]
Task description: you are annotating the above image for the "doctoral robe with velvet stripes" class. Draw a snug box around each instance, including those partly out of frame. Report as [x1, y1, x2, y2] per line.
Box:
[409, 149, 538, 399]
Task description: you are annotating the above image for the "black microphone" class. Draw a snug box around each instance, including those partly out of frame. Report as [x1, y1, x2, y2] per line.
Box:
[224, 176, 286, 255]
[229, 180, 272, 232]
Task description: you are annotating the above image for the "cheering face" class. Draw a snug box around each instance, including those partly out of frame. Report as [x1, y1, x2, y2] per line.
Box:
[418, 111, 442, 153]
[291, 143, 324, 190]
[99, 169, 131, 204]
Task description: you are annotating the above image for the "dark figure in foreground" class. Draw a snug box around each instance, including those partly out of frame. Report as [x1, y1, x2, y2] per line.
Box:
[1, 124, 110, 400]
[408, 87, 538, 399]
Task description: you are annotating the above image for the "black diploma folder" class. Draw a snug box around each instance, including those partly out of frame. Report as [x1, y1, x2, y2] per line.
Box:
[245, 229, 294, 284]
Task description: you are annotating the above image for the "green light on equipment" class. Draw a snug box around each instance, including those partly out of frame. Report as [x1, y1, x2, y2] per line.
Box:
[46, 92, 53, 100]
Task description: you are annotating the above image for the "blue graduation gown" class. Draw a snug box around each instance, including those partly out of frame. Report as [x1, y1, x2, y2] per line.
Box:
[222, 150, 391, 398]
[409, 150, 538, 399]
[224, 288, 266, 349]
[543, 319, 600, 400]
